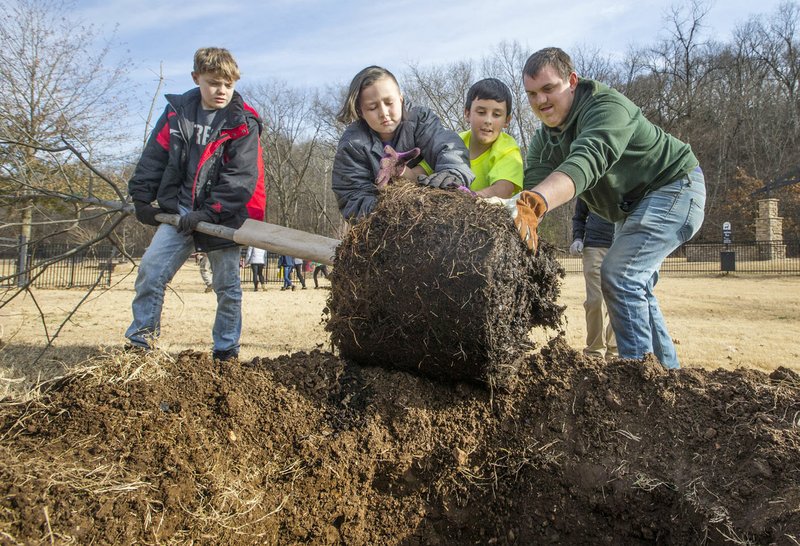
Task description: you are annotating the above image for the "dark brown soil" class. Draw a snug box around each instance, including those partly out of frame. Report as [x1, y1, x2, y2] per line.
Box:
[326, 182, 564, 390]
[1, 342, 798, 544]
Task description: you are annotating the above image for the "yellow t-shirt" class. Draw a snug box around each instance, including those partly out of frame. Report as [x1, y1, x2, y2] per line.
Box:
[460, 131, 524, 193]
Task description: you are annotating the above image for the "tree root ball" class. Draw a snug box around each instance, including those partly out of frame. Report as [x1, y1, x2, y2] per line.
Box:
[326, 182, 564, 389]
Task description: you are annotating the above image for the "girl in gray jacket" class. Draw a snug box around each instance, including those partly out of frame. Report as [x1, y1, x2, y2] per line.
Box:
[332, 65, 474, 220]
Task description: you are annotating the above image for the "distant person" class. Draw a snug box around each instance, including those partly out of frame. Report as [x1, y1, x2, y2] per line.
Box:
[571, 199, 617, 360]
[193, 252, 214, 293]
[293, 257, 307, 289]
[245, 246, 266, 292]
[278, 255, 294, 291]
[507, 47, 705, 369]
[125, 47, 265, 362]
[313, 262, 329, 289]
[332, 65, 474, 220]
[460, 78, 524, 198]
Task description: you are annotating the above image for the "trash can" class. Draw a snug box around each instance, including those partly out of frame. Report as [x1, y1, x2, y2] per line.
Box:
[720, 251, 735, 272]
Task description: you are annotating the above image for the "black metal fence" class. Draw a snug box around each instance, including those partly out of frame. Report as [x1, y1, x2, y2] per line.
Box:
[2, 239, 798, 290]
[558, 240, 800, 275]
[0, 239, 121, 289]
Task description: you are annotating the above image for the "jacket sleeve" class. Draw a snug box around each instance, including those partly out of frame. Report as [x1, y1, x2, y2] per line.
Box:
[555, 97, 637, 195]
[412, 108, 474, 186]
[128, 106, 171, 203]
[204, 116, 262, 222]
[571, 198, 588, 241]
[523, 132, 559, 191]
[332, 134, 378, 220]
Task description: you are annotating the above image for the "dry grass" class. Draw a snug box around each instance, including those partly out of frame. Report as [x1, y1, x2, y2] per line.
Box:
[1, 260, 798, 399]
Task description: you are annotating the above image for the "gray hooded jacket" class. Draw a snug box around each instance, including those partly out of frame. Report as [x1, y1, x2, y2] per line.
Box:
[332, 105, 473, 220]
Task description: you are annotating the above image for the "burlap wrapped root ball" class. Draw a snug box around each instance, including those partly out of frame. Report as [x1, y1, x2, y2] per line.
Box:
[326, 181, 564, 389]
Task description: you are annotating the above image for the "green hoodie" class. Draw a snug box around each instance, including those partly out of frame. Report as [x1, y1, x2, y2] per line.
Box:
[523, 78, 698, 222]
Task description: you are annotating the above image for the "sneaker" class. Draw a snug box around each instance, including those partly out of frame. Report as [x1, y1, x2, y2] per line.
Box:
[123, 343, 150, 355]
[301, 286, 307, 290]
[291, 285, 296, 291]
[212, 349, 238, 362]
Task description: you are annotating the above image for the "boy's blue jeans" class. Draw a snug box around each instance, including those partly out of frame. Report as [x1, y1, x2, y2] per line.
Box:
[601, 167, 706, 369]
[125, 217, 242, 354]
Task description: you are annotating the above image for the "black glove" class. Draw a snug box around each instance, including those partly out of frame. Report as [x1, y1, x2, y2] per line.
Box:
[177, 210, 213, 235]
[417, 170, 465, 190]
[133, 201, 161, 226]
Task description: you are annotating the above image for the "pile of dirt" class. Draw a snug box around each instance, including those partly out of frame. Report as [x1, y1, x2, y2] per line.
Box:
[1, 343, 798, 544]
[326, 182, 564, 390]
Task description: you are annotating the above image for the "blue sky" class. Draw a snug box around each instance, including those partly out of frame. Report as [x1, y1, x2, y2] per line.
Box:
[71, 0, 786, 155]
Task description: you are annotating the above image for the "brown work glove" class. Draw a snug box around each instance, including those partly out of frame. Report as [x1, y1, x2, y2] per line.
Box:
[376, 145, 421, 188]
[514, 191, 548, 252]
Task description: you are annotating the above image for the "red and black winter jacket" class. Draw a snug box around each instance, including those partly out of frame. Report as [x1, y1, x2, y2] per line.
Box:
[128, 87, 266, 251]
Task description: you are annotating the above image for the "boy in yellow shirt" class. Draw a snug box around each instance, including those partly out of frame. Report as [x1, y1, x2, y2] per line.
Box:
[460, 78, 524, 198]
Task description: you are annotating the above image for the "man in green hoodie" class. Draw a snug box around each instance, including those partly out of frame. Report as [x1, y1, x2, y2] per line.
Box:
[512, 47, 705, 369]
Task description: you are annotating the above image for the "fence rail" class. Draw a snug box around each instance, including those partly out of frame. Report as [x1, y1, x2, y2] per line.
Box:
[2, 239, 798, 290]
[558, 240, 800, 275]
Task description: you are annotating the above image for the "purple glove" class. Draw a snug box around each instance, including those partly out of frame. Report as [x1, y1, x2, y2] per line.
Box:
[376, 145, 421, 188]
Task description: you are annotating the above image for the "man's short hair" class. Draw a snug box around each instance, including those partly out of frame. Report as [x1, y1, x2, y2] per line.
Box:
[523, 47, 574, 80]
[465, 78, 513, 114]
[193, 47, 241, 81]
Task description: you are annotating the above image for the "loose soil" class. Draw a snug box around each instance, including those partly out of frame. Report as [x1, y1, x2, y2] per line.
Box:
[1, 342, 798, 544]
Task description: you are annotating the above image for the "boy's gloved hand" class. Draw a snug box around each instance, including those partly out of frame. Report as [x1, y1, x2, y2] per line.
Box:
[376, 145, 421, 188]
[514, 191, 548, 252]
[481, 191, 548, 252]
[569, 239, 584, 256]
[177, 210, 214, 235]
[417, 169, 465, 189]
[133, 200, 161, 227]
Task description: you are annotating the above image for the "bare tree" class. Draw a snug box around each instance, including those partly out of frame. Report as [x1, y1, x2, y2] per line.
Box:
[0, 0, 132, 281]
[245, 81, 341, 236]
[402, 60, 475, 131]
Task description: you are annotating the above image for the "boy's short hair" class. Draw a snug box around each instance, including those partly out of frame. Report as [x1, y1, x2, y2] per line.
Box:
[193, 47, 241, 81]
[465, 78, 513, 114]
[523, 47, 574, 80]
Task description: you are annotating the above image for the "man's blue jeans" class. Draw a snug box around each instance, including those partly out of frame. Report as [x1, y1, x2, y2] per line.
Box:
[125, 221, 242, 354]
[601, 168, 706, 369]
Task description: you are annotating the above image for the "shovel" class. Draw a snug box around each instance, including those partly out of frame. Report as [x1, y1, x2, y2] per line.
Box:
[83, 197, 340, 266]
[154, 213, 340, 266]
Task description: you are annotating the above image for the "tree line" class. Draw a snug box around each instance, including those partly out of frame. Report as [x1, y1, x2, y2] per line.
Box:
[1, 0, 799, 267]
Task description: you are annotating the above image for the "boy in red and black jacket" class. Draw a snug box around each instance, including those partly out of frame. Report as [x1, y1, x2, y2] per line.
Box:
[126, 47, 265, 362]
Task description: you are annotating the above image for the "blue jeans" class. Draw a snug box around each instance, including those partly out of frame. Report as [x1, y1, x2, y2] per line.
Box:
[125, 219, 242, 354]
[282, 264, 293, 288]
[601, 168, 705, 369]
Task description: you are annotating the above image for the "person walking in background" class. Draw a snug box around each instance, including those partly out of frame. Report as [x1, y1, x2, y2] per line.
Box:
[571, 199, 617, 360]
[245, 246, 266, 292]
[125, 47, 265, 362]
[193, 252, 214, 293]
[293, 257, 307, 289]
[279, 255, 294, 291]
[313, 262, 329, 289]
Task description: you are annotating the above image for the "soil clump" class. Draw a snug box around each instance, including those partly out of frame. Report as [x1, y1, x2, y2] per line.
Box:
[1, 342, 798, 544]
[326, 182, 563, 390]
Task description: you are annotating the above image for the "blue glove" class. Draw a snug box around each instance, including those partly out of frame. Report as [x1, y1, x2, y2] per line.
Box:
[177, 210, 213, 235]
